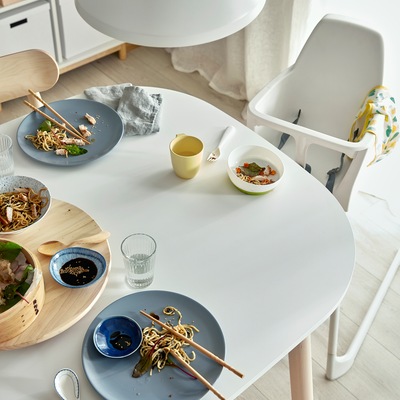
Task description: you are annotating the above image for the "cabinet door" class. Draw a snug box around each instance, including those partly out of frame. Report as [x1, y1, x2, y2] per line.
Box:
[0, 1, 55, 57]
[56, 0, 113, 59]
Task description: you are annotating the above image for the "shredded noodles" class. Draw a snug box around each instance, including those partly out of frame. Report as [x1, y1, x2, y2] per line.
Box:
[25, 124, 88, 157]
[25, 127, 68, 152]
[0, 187, 49, 232]
[140, 306, 199, 375]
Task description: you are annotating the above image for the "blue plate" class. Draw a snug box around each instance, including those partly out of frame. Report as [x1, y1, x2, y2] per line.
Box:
[49, 247, 107, 288]
[17, 99, 124, 166]
[82, 290, 225, 400]
[93, 316, 143, 358]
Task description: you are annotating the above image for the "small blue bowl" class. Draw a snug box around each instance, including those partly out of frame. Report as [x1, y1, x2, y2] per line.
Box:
[93, 316, 143, 358]
[49, 247, 107, 288]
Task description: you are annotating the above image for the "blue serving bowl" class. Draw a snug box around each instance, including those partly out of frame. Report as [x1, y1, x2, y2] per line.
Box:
[93, 316, 143, 358]
[49, 247, 106, 288]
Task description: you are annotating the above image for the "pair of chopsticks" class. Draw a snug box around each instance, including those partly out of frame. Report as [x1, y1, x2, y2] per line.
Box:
[24, 89, 90, 144]
[140, 309, 244, 400]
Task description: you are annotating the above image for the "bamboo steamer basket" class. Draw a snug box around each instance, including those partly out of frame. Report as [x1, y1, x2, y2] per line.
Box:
[0, 240, 45, 342]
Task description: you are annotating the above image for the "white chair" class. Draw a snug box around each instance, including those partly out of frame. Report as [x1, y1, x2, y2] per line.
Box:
[0, 49, 59, 110]
[247, 14, 383, 212]
[247, 14, 399, 380]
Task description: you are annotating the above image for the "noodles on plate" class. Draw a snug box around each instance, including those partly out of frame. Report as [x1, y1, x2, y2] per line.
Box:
[25, 127, 68, 152]
[25, 123, 88, 157]
[137, 306, 199, 376]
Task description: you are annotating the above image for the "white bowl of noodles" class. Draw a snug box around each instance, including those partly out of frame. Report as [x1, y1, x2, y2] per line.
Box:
[0, 176, 51, 234]
[227, 145, 284, 195]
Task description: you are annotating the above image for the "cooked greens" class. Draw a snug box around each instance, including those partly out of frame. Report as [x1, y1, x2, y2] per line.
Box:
[0, 242, 34, 313]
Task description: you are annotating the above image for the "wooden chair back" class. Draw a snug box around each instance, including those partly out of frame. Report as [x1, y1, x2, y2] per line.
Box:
[0, 49, 59, 109]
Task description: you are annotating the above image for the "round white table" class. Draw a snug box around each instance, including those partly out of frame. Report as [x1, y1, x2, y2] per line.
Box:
[0, 88, 355, 400]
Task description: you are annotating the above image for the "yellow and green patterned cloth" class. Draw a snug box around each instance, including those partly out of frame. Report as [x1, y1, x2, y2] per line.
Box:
[350, 85, 399, 165]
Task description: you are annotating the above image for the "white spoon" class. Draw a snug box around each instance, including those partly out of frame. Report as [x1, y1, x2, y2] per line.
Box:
[54, 368, 80, 400]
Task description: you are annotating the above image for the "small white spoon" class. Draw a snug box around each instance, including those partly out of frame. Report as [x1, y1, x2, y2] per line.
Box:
[54, 368, 80, 400]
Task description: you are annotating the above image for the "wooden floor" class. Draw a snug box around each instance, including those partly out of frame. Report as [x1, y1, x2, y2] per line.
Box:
[2, 47, 400, 400]
[0, 47, 245, 125]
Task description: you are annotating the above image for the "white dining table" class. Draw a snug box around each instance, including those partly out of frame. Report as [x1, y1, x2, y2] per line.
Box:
[0, 87, 355, 400]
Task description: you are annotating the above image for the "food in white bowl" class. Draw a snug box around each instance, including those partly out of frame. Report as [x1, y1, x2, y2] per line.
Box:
[0, 175, 51, 234]
[227, 145, 284, 195]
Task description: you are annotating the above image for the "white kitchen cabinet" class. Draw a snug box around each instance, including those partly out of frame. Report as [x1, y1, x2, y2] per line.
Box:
[0, 1, 55, 57]
[0, 0, 127, 73]
[55, 0, 118, 59]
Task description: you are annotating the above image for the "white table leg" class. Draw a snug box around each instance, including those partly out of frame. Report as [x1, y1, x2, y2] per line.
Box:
[288, 336, 314, 400]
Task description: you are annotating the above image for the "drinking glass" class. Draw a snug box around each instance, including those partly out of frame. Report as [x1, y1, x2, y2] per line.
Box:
[0, 134, 14, 177]
[121, 233, 157, 289]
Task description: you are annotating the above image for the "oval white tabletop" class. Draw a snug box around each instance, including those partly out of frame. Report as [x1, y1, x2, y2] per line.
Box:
[0, 87, 355, 399]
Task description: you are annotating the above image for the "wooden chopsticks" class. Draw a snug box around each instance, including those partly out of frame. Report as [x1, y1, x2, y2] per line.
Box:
[28, 89, 84, 137]
[140, 310, 244, 378]
[170, 350, 226, 400]
[24, 90, 90, 145]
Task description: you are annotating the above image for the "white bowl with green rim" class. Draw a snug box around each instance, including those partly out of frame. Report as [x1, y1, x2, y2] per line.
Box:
[227, 145, 284, 195]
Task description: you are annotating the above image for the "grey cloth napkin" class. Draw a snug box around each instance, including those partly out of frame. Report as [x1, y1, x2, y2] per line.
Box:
[84, 83, 162, 136]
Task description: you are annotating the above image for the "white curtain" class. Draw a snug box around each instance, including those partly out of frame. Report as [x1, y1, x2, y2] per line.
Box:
[168, 0, 317, 102]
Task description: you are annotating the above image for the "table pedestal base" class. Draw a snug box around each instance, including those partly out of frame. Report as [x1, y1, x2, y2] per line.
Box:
[289, 336, 314, 400]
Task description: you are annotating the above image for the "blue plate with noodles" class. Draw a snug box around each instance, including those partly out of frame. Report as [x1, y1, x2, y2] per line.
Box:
[17, 99, 124, 166]
[82, 290, 225, 400]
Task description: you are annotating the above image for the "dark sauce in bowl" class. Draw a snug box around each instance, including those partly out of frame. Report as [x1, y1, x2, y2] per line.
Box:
[110, 331, 133, 350]
[59, 257, 97, 286]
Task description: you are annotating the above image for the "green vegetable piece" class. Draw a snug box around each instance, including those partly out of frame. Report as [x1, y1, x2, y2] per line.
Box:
[0, 265, 34, 313]
[64, 145, 88, 156]
[39, 120, 52, 132]
[0, 241, 22, 261]
[132, 353, 153, 378]
[132, 334, 165, 378]
[241, 162, 264, 177]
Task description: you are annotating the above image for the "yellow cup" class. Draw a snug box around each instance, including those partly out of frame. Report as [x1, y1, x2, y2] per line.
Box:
[169, 134, 204, 179]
